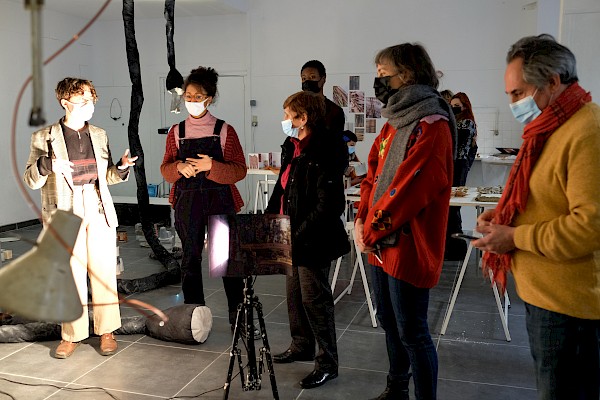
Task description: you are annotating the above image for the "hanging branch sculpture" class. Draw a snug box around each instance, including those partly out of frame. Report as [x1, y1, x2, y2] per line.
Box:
[120, 0, 179, 294]
[164, 0, 184, 112]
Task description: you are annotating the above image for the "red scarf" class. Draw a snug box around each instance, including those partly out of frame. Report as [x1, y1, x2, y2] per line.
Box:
[482, 83, 591, 293]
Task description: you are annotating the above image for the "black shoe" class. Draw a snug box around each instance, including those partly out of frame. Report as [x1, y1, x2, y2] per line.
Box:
[370, 374, 410, 400]
[299, 369, 338, 389]
[272, 349, 314, 364]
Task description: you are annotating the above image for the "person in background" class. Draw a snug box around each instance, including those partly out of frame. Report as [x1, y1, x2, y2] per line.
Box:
[445, 92, 478, 260]
[473, 34, 600, 400]
[301, 59, 345, 137]
[267, 91, 350, 389]
[23, 77, 137, 359]
[342, 129, 366, 186]
[355, 43, 455, 400]
[160, 66, 248, 334]
[440, 89, 454, 104]
[450, 92, 478, 180]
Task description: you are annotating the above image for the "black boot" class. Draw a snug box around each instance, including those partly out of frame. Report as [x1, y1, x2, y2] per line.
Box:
[370, 374, 411, 400]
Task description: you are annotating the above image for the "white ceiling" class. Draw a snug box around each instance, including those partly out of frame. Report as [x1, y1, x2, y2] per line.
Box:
[10, 0, 248, 20]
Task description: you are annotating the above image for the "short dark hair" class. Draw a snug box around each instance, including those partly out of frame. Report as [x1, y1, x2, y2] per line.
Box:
[55, 77, 97, 105]
[283, 91, 326, 132]
[185, 66, 219, 99]
[374, 43, 439, 89]
[506, 34, 578, 87]
[301, 60, 326, 77]
[342, 130, 357, 143]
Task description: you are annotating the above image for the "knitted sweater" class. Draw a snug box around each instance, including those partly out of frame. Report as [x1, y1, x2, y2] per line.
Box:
[357, 118, 453, 288]
[512, 102, 600, 319]
[160, 112, 246, 212]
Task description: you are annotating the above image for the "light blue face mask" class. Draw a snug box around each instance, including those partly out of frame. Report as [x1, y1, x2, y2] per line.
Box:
[281, 119, 299, 138]
[509, 89, 541, 124]
[348, 146, 356, 154]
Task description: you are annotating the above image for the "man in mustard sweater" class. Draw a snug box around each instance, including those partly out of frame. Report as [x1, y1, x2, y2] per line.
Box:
[474, 35, 600, 400]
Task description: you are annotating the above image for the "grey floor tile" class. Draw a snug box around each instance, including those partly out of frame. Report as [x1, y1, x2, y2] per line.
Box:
[0, 223, 541, 400]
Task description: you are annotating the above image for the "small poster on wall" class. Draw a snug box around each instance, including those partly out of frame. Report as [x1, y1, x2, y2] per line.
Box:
[355, 114, 364, 128]
[349, 76, 360, 90]
[355, 128, 365, 141]
[366, 119, 377, 134]
[366, 97, 383, 118]
[333, 86, 348, 107]
[349, 91, 364, 113]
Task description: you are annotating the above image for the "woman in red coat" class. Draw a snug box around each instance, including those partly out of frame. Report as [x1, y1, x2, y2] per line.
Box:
[355, 43, 456, 400]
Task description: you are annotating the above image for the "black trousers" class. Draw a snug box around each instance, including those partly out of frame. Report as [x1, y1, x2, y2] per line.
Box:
[174, 188, 244, 325]
[286, 262, 338, 373]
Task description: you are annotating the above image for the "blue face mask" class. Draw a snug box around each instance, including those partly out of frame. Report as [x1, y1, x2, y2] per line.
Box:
[348, 146, 356, 154]
[281, 119, 299, 138]
[510, 89, 541, 124]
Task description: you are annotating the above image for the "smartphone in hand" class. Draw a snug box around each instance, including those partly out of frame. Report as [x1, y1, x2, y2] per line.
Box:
[451, 233, 480, 241]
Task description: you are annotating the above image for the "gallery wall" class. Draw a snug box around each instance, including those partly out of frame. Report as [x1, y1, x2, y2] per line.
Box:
[2, 0, 593, 226]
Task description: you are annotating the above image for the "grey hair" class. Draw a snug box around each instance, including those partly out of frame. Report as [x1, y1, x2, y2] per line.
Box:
[506, 34, 578, 88]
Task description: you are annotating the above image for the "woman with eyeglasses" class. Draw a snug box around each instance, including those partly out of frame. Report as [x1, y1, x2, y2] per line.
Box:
[160, 66, 247, 334]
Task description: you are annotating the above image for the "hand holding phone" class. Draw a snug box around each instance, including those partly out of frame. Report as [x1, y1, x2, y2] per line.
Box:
[451, 233, 480, 241]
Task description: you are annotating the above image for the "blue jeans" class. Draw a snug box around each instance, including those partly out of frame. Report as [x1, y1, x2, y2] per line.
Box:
[371, 265, 438, 400]
[525, 303, 600, 400]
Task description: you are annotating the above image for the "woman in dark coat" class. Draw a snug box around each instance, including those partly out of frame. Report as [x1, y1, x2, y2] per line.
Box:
[267, 91, 350, 389]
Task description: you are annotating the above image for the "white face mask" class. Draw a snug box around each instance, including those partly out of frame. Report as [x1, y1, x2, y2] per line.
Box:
[281, 119, 299, 138]
[185, 99, 208, 117]
[509, 89, 541, 124]
[69, 102, 95, 122]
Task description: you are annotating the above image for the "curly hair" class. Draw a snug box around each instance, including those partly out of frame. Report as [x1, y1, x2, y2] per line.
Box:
[55, 77, 97, 105]
[184, 66, 219, 99]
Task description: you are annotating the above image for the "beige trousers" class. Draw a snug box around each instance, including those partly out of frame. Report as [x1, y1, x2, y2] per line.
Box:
[61, 184, 121, 342]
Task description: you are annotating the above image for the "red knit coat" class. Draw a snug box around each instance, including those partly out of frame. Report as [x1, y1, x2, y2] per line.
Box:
[356, 119, 453, 288]
[160, 113, 246, 212]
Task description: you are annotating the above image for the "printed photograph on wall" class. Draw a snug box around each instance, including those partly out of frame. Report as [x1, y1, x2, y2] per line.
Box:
[349, 91, 364, 113]
[333, 86, 348, 108]
[355, 128, 365, 141]
[355, 114, 364, 128]
[349, 76, 360, 90]
[366, 118, 377, 133]
[366, 96, 383, 118]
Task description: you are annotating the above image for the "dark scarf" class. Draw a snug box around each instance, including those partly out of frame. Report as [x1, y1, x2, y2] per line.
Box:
[373, 84, 457, 205]
[482, 82, 592, 293]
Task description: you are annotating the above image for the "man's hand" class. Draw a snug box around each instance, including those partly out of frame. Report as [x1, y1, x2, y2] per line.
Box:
[473, 209, 516, 254]
[118, 149, 138, 170]
[51, 159, 74, 175]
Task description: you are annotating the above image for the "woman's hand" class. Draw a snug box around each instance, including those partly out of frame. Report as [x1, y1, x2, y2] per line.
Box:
[473, 209, 516, 254]
[177, 161, 197, 178]
[118, 149, 138, 170]
[354, 218, 376, 253]
[185, 154, 213, 173]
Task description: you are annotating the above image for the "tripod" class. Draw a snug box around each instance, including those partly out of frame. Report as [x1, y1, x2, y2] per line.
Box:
[223, 276, 279, 400]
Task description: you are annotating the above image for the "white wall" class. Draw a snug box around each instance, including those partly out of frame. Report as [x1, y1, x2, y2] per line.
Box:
[2, 0, 580, 226]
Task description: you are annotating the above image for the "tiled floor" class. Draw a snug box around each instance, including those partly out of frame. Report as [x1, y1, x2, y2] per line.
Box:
[0, 224, 537, 399]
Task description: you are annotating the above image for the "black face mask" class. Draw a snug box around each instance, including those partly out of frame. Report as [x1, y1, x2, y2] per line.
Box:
[373, 76, 398, 105]
[302, 79, 321, 93]
[451, 106, 462, 115]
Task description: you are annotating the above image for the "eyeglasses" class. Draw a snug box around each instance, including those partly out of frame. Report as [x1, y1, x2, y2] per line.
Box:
[183, 93, 209, 102]
[65, 97, 96, 106]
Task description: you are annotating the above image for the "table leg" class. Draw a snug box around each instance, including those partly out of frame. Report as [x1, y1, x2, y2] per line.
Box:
[440, 242, 473, 335]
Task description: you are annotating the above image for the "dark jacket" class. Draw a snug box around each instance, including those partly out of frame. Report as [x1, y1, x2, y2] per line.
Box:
[266, 128, 350, 266]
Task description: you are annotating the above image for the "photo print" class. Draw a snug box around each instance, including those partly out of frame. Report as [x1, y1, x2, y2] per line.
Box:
[333, 86, 348, 108]
[355, 128, 365, 141]
[349, 75, 360, 90]
[355, 114, 364, 128]
[366, 119, 377, 133]
[349, 91, 364, 113]
[366, 96, 383, 118]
